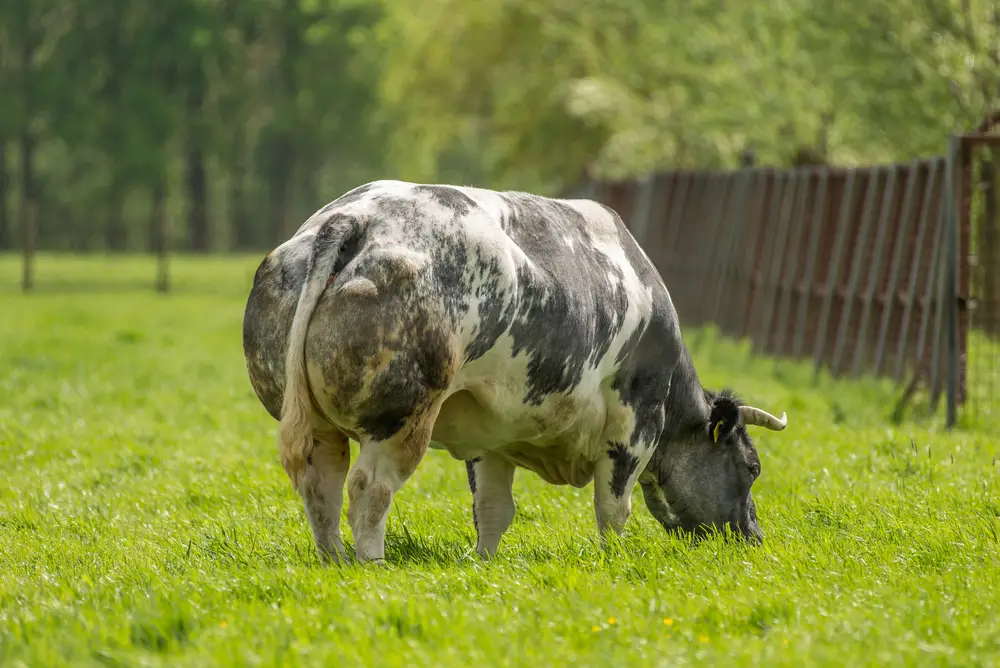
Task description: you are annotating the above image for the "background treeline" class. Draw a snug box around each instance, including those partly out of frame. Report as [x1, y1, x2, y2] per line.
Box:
[2, 0, 999, 253]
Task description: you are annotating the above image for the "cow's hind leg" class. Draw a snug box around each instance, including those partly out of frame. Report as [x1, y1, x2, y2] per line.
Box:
[346, 401, 443, 563]
[466, 454, 516, 559]
[299, 428, 351, 563]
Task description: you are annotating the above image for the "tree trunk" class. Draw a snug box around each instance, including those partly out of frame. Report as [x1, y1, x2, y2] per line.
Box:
[185, 69, 210, 252]
[300, 153, 320, 220]
[20, 131, 36, 292]
[267, 136, 295, 244]
[149, 176, 164, 253]
[270, 0, 302, 244]
[229, 127, 252, 250]
[105, 177, 127, 251]
[0, 141, 10, 250]
[19, 9, 37, 292]
[185, 144, 209, 252]
[149, 177, 170, 292]
[101, 7, 127, 252]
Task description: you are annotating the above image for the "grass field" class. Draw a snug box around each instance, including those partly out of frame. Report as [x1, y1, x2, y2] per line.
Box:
[1, 254, 999, 667]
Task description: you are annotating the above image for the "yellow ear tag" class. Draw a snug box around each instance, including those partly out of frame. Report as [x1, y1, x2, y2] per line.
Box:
[712, 421, 723, 444]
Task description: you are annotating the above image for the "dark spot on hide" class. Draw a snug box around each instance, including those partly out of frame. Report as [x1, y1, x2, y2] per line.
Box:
[412, 184, 477, 216]
[494, 194, 633, 405]
[465, 458, 480, 494]
[607, 441, 640, 497]
[466, 458, 481, 536]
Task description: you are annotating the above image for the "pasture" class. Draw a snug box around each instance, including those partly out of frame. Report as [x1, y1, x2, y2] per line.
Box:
[1, 254, 998, 666]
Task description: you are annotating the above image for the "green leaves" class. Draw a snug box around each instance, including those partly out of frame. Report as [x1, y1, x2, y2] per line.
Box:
[371, 0, 1000, 191]
[1, 0, 997, 249]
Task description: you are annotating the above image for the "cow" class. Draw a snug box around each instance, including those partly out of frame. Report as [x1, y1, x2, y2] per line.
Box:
[242, 179, 788, 565]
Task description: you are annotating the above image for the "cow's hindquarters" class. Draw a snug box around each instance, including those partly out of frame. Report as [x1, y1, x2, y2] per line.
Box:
[347, 395, 447, 562]
[278, 214, 361, 489]
[301, 245, 461, 562]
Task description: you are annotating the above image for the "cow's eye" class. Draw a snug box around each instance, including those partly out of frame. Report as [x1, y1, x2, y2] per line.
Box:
[748, 462, 761, 479]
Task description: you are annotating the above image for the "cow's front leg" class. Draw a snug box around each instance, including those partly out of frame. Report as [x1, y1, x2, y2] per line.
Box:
[592, 442, 653, 545]
[465, 455, 516, 559]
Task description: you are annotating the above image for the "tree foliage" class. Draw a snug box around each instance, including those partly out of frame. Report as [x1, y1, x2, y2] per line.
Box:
[374, 0, 997, 188]
[0, 0, 996, 251]
[0, 0, 386, 252]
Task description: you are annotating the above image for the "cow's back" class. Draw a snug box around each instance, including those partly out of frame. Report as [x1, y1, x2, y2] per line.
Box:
[446, 187, 656, 397]
[244, 180, 665, 465]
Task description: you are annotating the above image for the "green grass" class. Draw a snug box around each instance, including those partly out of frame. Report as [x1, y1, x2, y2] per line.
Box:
[1, 254, 999, 667]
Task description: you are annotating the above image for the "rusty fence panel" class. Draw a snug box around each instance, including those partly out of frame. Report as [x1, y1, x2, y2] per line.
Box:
[580, 152, 973, 424]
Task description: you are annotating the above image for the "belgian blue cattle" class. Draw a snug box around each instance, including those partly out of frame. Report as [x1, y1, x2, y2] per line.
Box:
[242, 180, 788, 564]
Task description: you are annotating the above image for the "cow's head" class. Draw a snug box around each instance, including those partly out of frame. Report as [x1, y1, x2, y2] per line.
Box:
[640, 389, 786, 545]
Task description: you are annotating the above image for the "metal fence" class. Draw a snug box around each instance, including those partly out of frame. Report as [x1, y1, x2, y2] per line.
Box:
[573, 130, 1000, 427]
[960, 119, 1000, 428]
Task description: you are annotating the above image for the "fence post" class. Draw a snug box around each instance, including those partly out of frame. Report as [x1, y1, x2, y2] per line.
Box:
[929, 237, 950, 405]
[679, 173, 710, 322]
[747, 171, 787, 349]
[756, 170, 800, 354]
[945, 134, 961, 428]
[895, 159, 942, 382]
[793, 169, 829, 359]
[630, 173, 656, 249]
[712, 170, 753, 330]
[851, 165, 898, 378]
[737, 170, 770, 339]
[773, 169, 812, 356]
[648, 173, 674, 269]
[832, 168, 882, 375]
[916, 180, 948, 396]
[874, 160, 920, 376]
[813, 169, 858, 379]
[663, 173, 692, 288]
[699, 174, 734, 326]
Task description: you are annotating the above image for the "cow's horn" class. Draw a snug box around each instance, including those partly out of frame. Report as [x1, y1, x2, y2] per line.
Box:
[739, 406, 787, 431]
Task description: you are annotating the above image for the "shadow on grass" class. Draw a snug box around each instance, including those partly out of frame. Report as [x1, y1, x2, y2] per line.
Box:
[381, 523, 472, 567]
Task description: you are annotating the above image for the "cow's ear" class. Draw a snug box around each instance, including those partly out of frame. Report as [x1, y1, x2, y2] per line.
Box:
[707, 391, 741, 444]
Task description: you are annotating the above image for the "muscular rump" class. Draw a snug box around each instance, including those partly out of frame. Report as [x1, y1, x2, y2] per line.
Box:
[243, 252, 302, 421]
[304, 253, 460, 442]
[243, 239, 461, 446]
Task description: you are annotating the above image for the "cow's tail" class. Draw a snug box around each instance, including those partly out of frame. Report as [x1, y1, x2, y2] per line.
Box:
[278, 214, 355, 489]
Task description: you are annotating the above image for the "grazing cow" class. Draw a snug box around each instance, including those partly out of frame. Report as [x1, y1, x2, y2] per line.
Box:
[242, 180, 788, 564]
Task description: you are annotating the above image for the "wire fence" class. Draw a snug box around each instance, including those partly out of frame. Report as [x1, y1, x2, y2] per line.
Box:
[962, 128, 1000, 429]
[571, 129, 1000, 428]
